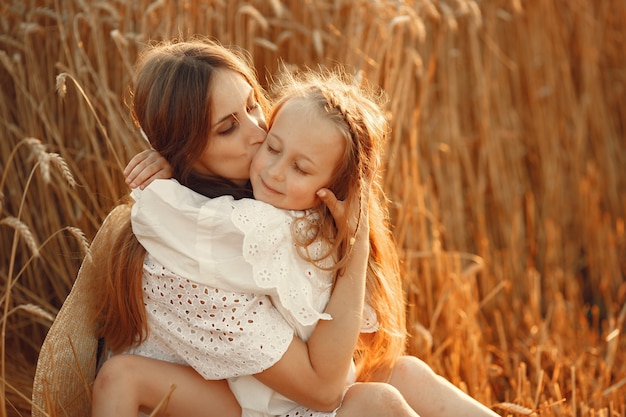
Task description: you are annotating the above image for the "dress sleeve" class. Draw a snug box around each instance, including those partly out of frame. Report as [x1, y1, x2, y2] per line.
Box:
[132, 180, 335, 327]
[228, 199, 335, 326]
[131, 180, 269, 292]
[130, 179, 209, 280]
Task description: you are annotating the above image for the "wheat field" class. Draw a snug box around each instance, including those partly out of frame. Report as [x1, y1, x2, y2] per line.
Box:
[1, 0, 625, 416]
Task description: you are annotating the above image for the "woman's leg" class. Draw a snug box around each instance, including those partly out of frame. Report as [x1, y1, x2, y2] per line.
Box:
[387, 355, 500, 417]
[336, 382, 420, 417]
[92, 354, 241, 417]
[280, 382, 419, 417]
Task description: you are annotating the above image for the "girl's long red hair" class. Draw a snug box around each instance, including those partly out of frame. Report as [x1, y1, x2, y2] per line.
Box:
[356, 183, 407, 382]
[268, 69, 407, 381]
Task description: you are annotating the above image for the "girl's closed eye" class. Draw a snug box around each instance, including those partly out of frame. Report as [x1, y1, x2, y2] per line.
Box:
[266, 143, 280, 154]
[293, 163, 308, 175]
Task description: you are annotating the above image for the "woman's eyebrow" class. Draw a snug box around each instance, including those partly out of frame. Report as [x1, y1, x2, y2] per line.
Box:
[212, 88, 254, 128]
[212, 112, 236, 128]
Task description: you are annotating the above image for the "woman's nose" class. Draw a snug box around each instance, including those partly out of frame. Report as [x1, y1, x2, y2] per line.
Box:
[250, 128, 266, 146]
[248, 120, 267, 146]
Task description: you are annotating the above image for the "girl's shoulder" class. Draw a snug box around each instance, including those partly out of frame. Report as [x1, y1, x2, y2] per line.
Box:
[231, 198, 309, 226]
[233, 197, 299, 213]
[134, 178, 240, 212]
[136, 179, 306, 220]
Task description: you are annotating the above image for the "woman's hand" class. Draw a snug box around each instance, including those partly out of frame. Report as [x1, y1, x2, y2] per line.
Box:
[317, 181, 370, 244]
[124, 149, 173, 189]
[257, 184, 372, 409]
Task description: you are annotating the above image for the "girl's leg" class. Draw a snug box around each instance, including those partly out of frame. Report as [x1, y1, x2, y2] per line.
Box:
[92, 354, 241, 417]
[387, 355, 500, 417]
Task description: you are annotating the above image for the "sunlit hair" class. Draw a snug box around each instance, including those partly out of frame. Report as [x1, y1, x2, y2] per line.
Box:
[268, 68, 407, 381]
[96, 45, 406, 379]
[94, 38, 270, 352]
[131, 38, 270, 199]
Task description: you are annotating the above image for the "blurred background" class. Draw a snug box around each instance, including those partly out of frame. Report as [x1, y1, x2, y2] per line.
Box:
[1, 0, 624, 415]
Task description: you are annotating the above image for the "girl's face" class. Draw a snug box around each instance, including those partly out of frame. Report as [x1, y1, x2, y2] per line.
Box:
[192, 69, 267, 186]
[250, 98, 345, 210]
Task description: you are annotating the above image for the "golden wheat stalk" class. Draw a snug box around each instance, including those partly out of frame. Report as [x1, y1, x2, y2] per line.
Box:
[493, 402, 536, 416]
[2, 304, 55, 325]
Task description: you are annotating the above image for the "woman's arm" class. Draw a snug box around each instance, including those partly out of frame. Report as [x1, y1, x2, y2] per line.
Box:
[256, 246, 367, 410]
[254, 189, 370, 411]
[126, 151, 369, 410]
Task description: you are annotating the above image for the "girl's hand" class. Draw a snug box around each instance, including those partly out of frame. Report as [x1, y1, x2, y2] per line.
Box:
[124, 149, 173, 189]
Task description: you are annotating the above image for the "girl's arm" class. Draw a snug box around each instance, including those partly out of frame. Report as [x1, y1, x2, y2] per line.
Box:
[124, 149, 172, 189]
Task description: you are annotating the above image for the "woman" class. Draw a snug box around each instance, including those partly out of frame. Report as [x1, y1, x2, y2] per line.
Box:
[93, 38, 499, 417]
[92, 38, 418, 417]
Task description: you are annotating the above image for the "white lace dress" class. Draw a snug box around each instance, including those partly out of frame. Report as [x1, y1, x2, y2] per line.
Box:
[128, 179, 374, 417]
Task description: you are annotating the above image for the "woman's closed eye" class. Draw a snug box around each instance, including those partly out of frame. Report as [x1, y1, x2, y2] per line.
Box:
[217, 112, 243, 135]
[218, 120, 238, 135]
[218, 101, 261, 135]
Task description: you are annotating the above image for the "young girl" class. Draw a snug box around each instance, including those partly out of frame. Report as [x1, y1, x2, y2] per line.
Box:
[94, 39, 499, 417]
[92, 39, 418, 417]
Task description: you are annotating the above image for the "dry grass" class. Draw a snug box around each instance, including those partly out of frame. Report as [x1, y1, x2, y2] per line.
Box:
[1, 0, 624, 416]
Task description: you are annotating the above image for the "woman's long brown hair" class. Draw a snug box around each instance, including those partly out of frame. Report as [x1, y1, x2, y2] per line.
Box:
[94, 206, 147, 352]
[92, 39, 270, 353]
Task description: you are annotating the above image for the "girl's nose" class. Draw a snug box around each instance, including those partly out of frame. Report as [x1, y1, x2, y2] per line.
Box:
[267, 160, 284, 181]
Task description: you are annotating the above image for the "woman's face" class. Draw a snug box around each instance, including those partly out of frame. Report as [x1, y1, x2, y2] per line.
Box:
[250, 98, 345, 210]
[192, 69, 267, 186]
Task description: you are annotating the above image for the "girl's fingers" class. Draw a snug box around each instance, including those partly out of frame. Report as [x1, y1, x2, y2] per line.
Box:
[124, 149, 152, 176]
[124, 150, 173, 189]
[124, 150, 154, 185]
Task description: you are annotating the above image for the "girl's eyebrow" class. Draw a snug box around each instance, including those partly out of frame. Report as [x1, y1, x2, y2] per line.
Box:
[269, 132, 317, 166]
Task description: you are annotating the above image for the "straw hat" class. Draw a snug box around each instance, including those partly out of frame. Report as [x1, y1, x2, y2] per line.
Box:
[31, 204, 131, 417]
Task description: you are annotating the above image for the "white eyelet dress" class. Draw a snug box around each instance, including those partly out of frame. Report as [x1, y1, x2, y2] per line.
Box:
[128, 179, 368, 417]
